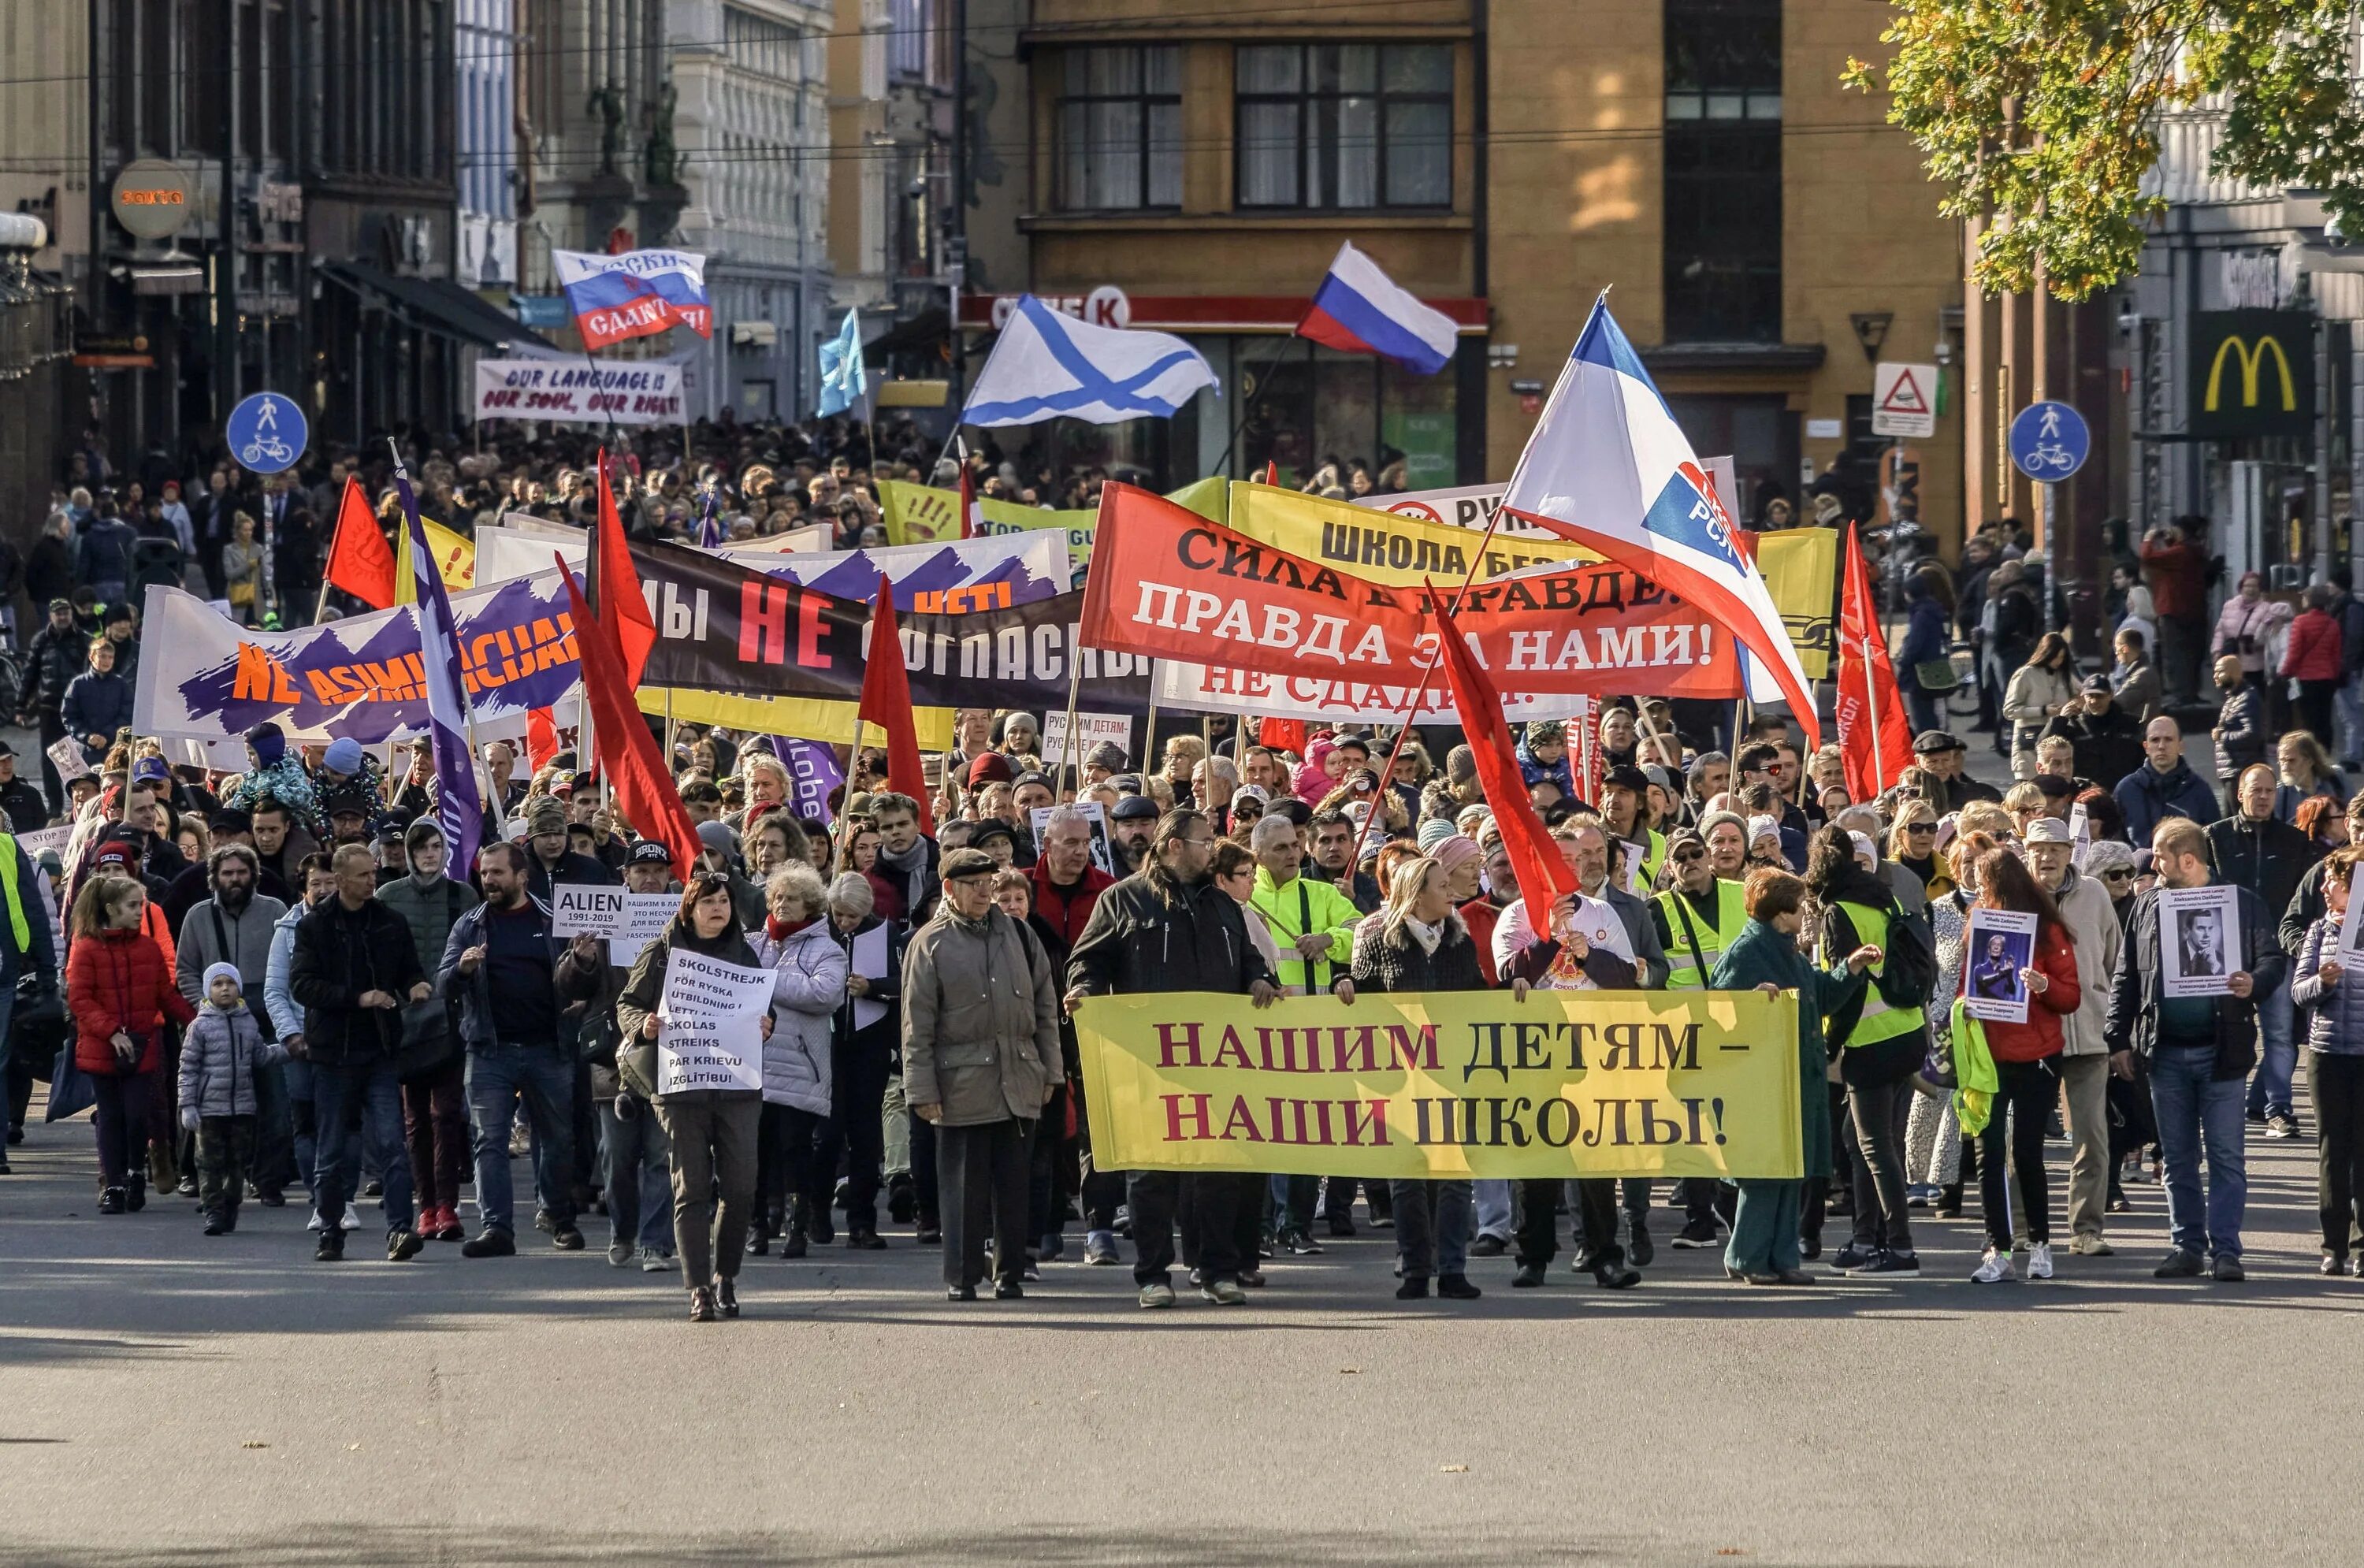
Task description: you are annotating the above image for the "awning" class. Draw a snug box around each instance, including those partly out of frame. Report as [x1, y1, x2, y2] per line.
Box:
[318, 260, 553, 351]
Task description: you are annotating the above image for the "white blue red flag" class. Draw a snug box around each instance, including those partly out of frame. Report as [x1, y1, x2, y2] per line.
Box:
[389, 444, 485, 873]
[552, 248, 713, 351]
[1296, 241, 1458, 375]
[1499, 295, 1819, 743]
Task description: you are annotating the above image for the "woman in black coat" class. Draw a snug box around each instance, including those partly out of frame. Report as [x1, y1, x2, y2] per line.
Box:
[1347, 853, 1492, 1302]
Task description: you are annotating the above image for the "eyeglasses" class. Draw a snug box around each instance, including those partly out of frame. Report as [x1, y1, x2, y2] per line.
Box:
[1671, 845, 1706, 862]
[2100, 869, 2134, 882]
[1905, 823, 1937, 834]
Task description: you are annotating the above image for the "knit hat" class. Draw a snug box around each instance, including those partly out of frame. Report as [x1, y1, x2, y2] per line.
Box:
[1418, 819, 1456, 853]
[243, 721, 286, 767]
[1697, 808, 1746, 844]
[967, 752, 1016, 787]
[1430, 835, 1481, 875]
[694, 819, 738, 856]
[322, 737, 366, 777]
[1745, 814, 1782, 845]
[200, 961, 243, 999]
[527, 796, 569, 834]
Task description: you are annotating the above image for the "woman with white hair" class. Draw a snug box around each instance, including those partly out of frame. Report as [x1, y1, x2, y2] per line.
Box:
[749, 863, 849, 1258]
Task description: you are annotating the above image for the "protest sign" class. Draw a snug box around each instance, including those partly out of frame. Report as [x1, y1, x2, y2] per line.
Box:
[656, 947, 771, 1094]
[2338, 880, 2364, 968]
[46, 737, 87, 784]
[1074, 987, 1800, 1180]
[2068, 802, 2091, 869]
[1041, 712, 1131, 770]
[1961, 907, 2038, 1024]
[472, 357, 686, 426]
[550, 885, 678, 968]
[1032, 800, 1117, 879]
[2159, 884, 2240, 998]
[1080, 485, 1742, 700]
[1151, 661, 1588, 726]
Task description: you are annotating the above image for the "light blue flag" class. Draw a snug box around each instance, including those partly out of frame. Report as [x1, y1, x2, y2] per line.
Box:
[817, 307, 867, 418]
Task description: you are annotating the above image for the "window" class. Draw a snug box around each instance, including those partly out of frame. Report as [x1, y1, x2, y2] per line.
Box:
[1235, 44, 1450, 210]
[1055, 47, 1182, 211]
[1662, 0, 1781, 341]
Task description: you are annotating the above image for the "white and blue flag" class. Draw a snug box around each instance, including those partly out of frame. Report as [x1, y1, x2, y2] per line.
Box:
[961, 295, 1217, 426]
[389, 443, 485, 873]
[816, 307, 868, 418]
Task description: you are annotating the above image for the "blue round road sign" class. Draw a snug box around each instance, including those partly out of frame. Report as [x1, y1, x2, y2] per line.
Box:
[225, 392, 308, 475]
[2008, 399, 2088, 481]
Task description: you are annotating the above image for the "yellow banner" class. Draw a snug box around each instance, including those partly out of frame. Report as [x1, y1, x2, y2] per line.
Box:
[1225, 483, 1838, 679]
[878, 478, 1228, 575]
[1075, 988, 1801, 1180]
[637, 686, 956, 750]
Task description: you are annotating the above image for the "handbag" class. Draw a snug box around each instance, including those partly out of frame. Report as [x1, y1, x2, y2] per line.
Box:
[1912, 658, 1959, 693]
[227, 578, 256, 608]
[44, 1042, 95, 1122]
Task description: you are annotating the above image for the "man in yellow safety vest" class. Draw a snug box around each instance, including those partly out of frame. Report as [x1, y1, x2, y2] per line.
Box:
[1651, 828, 1748, 1248]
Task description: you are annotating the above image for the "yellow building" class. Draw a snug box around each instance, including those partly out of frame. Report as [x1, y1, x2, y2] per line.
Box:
[961, 0, 1961, 529]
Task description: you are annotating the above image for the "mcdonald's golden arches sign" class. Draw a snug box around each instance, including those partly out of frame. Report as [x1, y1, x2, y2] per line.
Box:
[2189, 310, 2314, 439]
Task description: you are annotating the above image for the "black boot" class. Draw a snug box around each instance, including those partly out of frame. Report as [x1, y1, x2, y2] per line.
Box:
[803, 1195, 834, 1247]
[781, 1197, 808, 1258]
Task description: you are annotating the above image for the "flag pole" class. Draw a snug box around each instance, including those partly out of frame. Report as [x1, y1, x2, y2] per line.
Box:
[1057, 645, 1086, 801]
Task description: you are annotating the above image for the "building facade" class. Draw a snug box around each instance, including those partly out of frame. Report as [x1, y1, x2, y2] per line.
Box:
[960, 0, 1964, 529]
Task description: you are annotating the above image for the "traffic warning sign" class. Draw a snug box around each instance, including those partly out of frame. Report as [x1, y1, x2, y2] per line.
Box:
[1872, 362, 1937, 439]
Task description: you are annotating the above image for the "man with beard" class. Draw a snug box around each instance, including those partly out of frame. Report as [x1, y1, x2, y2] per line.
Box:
[1106, 794, 1159, 875]
[173, 843, 292, 1204]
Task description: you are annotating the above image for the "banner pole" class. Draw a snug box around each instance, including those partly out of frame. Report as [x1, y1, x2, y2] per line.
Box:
[1057, 644, 1087, 800]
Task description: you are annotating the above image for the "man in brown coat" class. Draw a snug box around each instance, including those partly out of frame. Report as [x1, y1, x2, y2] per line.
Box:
[902, 847, 1062, 1300]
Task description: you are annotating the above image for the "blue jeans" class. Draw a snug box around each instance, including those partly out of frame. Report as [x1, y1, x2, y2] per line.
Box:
[310, 1056, 414, 1235]
[251, 1058, 292, 1193]
[465, 1041, 576, 1235]
[2150, 1043, 2247, 1260]
[2247, 978, 2297, 1121]
[1473, 1178, 1512, 1241]
[599, 1096, 673, 1253]
[284, 1057, 356, 1217]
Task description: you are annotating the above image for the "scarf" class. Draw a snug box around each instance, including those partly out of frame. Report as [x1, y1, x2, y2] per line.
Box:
[1403, 916, 1442, 956]
[765, 913, 816, 943]
[879, 838, 931, 905]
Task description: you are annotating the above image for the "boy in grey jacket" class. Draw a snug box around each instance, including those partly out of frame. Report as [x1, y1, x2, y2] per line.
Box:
[180, 961, 288, 1235]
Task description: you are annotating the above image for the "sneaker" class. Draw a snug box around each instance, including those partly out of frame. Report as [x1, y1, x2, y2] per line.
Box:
[2068, 1233, 2113, 1257]
[1466, 1233, 1505, 1258]
[1671, 1218, 1719, 1248]
[608, 1241, 634, 1267]
[362, 1179, 384, 1198]
[993, 1280, 1024, 1300]
[1202, 1278, 1249, 1306]
[846, 1228, 888, 1250]
[1284, 1230, 1327, 1256]
[1236, 1265, 1264, 1289]
[689, 1286, 718, 1323]
[1437, 1273, 1483, 1300]
[1511, 1263, 1547, 1288]
[2266, 1115, 2299, 1140]
[2322, 1252, 2348, 1277]
[914, 1225, 942, 1246]
[640, 1247, 668, 1273]
[1138, 1282, 1175, 1309]
[1590, 1262, 1641, 1289]
[315, 1229, 345, 1262]
[460, 1228, 516, 1259]
[2026, 1242, 2054, 1280]
[1970, 1248, 2013, 1284]
[338, 1204, 362, 1232]
[551, 1224, 585, 1251]
[1830, 1242, 1881, 1272]
[98, 1187, 125, 1215]
[305, 1209, 323, 1231]
[1084, 1232, 1119, 1265]
[387, 1229, 424, 1262]
[2212, 1253, 2246, 1283]
[255, 1188, 287, 1209]
[2152, 1249, 2205, 1278]
[1860, 1249, 1920, 1274]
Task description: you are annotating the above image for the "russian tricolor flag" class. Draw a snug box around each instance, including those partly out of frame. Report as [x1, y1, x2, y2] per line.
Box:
[553, 247, 715, 351]
[1296, 241, 1459, 375]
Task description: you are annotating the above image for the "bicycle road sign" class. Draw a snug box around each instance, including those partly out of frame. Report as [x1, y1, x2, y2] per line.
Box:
[226, 392, 307, 475]
[2009, 399, 2087, 481]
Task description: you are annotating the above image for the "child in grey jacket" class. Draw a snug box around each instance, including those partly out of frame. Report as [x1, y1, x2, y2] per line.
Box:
[178, 962, 288, 1235]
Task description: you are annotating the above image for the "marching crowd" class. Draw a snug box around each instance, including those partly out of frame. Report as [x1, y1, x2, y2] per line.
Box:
[5, 619, 2362, 1320]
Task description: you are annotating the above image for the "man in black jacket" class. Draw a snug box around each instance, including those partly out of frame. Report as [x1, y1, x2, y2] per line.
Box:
[0, 743, 46, 833]
[1066, 808, 1278, 1309]
[289, 843, 430, 1263]
[2042, 678, 2146, 793]
[522, 795, 616, 901]
[2209, 764, 2324, 1139]
[17, 598, 80, 812]
[2104, 818, 2286, 1283]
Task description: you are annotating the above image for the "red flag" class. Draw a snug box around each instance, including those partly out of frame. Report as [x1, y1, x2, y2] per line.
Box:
[1429, 591, 1578, 920]
[1258, 717, 1307, 756]
[322, 475, 396, 609]
[1262, 460, 1279, 486]
[556, 553, 702, 880]
[593, 449, 658, 686]
[854, 573, 934, 834]
[524, 707, 560, 771]
[1835, 523, 1912, 801]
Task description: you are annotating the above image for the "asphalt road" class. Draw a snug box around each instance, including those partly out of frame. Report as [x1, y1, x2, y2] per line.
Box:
[2, 1104, 2362, 1567]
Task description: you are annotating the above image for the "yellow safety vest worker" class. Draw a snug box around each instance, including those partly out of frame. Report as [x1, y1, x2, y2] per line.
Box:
[1656, 879, 1746, 990]
[1826, 899, 1920, 1047]
[0, 833, 32, 953]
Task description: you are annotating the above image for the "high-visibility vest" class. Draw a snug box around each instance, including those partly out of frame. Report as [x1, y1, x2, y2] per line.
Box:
[1827, 899, 1920, 1047]
[1656, 879, 1746, 990]
[0, 834, 32, 952]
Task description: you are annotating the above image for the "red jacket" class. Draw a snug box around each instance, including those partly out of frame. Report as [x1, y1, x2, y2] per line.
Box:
[1028, 860, 1114, 949]
[1962, 919, 2080, 1062]
[69, 925, 199, 1076]
[2283, 608, 2344, 682]
[2139, 540, 2206, 619]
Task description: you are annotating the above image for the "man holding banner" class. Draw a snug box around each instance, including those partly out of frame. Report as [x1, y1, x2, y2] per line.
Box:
[1066, 809, 1279, 1309]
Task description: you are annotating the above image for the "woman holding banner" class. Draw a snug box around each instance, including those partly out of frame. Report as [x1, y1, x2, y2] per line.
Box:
[1710, 869, 1879, 1286]
[616, 872, 771, 1324]
[1347, 855, 1491, 1302]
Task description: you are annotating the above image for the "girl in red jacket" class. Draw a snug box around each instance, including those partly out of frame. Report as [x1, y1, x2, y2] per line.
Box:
[1961, 845, 2080, 1284]
[2281, 581, 2347, 750]
[67, 874, 197, 1214]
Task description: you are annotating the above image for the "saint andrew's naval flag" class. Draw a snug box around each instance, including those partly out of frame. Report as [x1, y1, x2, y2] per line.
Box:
[553, 248, 714, 351]
[962, 295, 1218, 427]
[1499, 295, 1822, 744]
[1296, 240, 1459, 375]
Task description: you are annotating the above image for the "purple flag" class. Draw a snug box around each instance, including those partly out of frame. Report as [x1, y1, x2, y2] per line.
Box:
[772, 736, 845, 826]
[392, 444, 484, 876]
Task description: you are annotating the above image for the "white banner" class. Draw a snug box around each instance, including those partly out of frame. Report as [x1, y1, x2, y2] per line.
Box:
[656, 947, 771, 1094]
[1151, 660, 1590, 726]
[1040, 711, 1131, 770]
[476, 524, 1066, 602]
[472, 357, 686, 426]
[550, 885, 679, 969]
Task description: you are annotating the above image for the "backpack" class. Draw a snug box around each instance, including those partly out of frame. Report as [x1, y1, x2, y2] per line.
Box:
[1872, 899, 1938, 1009]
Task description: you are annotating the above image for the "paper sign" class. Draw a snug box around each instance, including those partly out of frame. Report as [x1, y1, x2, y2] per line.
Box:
[656, 947, 772, 1094]
[2159, 884, 2239, 998]
[1621, 838, 1650, 897]
[46, 737, 87, 783]
[1042, 711, 1131, 771]
[1961, 907, 2039, 1024]
[552, 885, 679, 969]
[1032, 800, 1117, 879]
[13, 823, 72, 860]
[2067, 803, 2091, 870]
[2336, 883, 2364, 968]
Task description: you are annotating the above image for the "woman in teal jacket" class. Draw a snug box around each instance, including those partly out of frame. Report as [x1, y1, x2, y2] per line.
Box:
[1708, 868, 1881, 1284]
